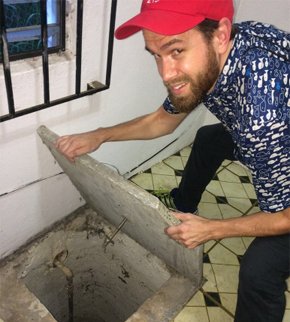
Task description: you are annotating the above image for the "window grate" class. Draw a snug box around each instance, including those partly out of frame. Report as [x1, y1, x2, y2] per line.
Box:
[1, 0, 65, 61]
[0, 0, 117, 122]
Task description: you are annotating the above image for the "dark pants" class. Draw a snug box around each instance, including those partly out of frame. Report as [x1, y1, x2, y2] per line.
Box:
[174, 122, 236, 212]
[174, 123, 290, 322]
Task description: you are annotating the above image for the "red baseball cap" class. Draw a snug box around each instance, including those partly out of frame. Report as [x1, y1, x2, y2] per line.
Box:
[115, 0, 234, 40]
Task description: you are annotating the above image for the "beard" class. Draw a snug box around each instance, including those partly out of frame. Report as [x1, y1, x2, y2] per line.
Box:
[164, 43, 220, 113]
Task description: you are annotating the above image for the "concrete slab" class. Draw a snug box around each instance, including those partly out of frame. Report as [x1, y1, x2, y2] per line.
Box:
[0, 269, 57, 322]
[37, 126, 203, 284]
[0, 207, 204, 322]
[126, 273, 201, 322]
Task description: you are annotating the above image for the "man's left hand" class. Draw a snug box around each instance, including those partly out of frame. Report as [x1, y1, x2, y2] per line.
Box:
[165, 212, 214, 249]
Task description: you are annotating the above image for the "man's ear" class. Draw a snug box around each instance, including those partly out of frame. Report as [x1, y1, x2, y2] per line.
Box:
[213, 17, 233, 55]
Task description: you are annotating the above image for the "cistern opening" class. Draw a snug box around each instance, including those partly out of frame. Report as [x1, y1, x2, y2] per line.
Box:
[16, 208, 173, 322]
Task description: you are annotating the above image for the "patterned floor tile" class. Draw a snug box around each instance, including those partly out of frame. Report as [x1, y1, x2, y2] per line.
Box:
[219, 293, 238, 315]
[216, 166, 225, 174]
[220, 182, 249, 199]
[239, 176, 251, 183]
[203, 292, 222, 306]
[130, 173, 153, 190]
[207, 307, 234, 322]
[179, 146, 192, 157]
[176, 176, 182, 185]
[174, 169, 184, 177]
[181, 156, 189, 167]
[212, 264, 240, 293]
[212, 174, 219, 181]
[187, 290, 206, 307]
[250, 198, 258, 206]
[206, 180, 225, 197]
[163, 155, 184, 170]
[227, 162, 248, 176]
[203, 253, 211, 264]
[219, 238, 247, 256]
[246, 206, 262, 215]
[204, 240, 217, 253]
[217, 168, 241, 183]
[152, 174, 177, 190]
[242, 182, 258, 199]
[208, 243, 240, 265]
[199, 202, 223, 220]
[216, 196, 228, 204]
[174, 307, 209, 322]
[286, 291, 290, 309]
[283, 309, 290, 322]
[221, 160, 233, 167]
[151, 162, 175, 175]
[237, 255, 244, 264]
[226, 197, 253, 213]
[201, 191, 217, 203]
[241, 237, 255, 249]
[203, 264, 218, 293]
[218, 204, 244, 219]
[286, 277, 290, 290]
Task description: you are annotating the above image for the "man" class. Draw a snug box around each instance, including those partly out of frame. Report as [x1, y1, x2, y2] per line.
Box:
[56, 1, 290, 321]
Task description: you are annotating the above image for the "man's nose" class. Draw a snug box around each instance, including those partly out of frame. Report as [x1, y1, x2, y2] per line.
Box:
[159, 59, 178, 82]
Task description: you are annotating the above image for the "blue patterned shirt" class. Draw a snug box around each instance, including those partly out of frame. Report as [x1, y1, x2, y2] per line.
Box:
[163, 21, 290, 213]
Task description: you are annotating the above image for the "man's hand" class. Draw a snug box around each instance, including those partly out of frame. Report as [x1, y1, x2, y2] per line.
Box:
[165, 212, 214, 249]
[165, 207, 290, 249]
[56, 131, 101, 163]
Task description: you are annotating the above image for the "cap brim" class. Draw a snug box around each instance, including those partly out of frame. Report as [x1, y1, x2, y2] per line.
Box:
[115, 10, 205, 40]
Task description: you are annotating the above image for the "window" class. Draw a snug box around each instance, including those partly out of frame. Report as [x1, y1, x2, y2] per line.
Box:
[0, 0, 65, 62]
[0, 0, 117, 122]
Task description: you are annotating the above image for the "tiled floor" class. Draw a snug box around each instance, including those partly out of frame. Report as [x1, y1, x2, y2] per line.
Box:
[130, 145, 290, 322]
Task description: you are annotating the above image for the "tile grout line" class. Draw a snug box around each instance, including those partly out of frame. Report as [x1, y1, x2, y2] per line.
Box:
[200, 288, 235, 318]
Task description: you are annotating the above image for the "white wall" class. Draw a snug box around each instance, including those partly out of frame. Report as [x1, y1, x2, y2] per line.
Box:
[202, 0, 290, 126]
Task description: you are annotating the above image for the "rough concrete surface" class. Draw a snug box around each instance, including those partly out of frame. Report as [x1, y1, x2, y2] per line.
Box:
[126, 273, 204, 322]
[37, 125, 204, 285]
[0, 207, 203, 322]
[0, 269, 57, 322]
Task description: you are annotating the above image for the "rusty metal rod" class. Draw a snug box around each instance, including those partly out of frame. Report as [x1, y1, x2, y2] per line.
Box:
[103, 217, 128, 251]
[53, 258, 74, 322]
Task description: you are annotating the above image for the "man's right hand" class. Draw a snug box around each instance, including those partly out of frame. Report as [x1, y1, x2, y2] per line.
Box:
[56, 130, 102, 163]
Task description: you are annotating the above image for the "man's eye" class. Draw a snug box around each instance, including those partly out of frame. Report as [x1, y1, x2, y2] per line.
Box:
[154, 53, 161, 59]
[173, 49, 183, 55]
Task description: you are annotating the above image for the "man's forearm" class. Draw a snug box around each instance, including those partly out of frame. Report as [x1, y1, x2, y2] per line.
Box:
[211, 207, 290, 240]
[167, 207, 290, 250]
[56, 105, 187, 162]
[98, 106, 187, 144]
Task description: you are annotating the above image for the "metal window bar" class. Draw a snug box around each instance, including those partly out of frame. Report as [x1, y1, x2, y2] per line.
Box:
[0, 0, 117, 122]
[40, 0, 50, 104]
[0, 0, 15, 115]
[0, 0, 66, 63]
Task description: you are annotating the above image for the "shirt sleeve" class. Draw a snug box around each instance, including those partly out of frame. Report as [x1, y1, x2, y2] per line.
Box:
[163, 96, 181, 114]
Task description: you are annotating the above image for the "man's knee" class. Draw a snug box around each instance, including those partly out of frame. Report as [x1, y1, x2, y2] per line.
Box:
[238, 249, 261, 292]
[194, 124, 221, 148]
[239, 238, 288, 298]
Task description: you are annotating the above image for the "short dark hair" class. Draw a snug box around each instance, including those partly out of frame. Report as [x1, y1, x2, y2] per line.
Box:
[196, 18, 238, 43]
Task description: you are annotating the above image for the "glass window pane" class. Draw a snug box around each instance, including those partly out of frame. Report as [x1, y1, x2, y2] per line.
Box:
[1, 0, 63, 58]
